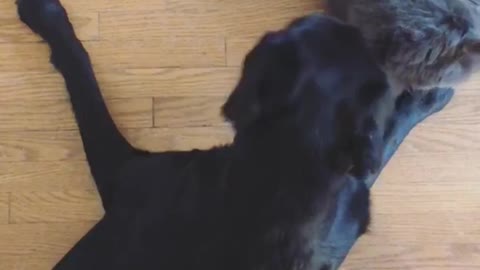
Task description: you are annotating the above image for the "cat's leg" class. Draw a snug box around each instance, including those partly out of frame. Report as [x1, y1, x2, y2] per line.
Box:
[364, 87, 454, 188]
[17, 0, 142, 209]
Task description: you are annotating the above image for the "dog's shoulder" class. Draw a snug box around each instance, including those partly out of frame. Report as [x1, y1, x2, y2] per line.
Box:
[109, 146, 232, 216]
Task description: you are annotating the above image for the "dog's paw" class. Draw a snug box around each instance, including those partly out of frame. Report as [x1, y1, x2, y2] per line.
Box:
[395, 87, 454, 116]
[349, 117, 382, 179]
[17, 0, 69, 40]
[332, 102, 383, 179]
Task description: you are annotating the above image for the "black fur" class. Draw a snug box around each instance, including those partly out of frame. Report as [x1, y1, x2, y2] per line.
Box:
[16, 1, 453, 269]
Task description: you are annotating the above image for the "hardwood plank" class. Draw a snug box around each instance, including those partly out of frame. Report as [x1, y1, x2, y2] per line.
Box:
[0, 0, 167, 12]
[126, 126, 233, 151]
[0, 0, 321, 12]
[379, 151, 480, 183]
[0, 41, 53, 72]
[367, 213, 480, 245]
[431, 92, 480, 125]
[0, 128, 236, 192]
[226, 38, 256, 66]
[99, 4, 318, 40]
[0, 129, 84, 162]
[400, 120, 480, 155]
[154, 96, 227, 127]
[391, 87, 480, 154]
[0, 0, 222, 14]
[0, 222, 96, 268]
[0, 162, 94, 192]
[2, 125, 479, 162]
[1, 254, 62, 270]
[368, 153, 480, 219]
[459, 76, 480, 93]
[0, 12, 98, 43]
[10, 190, 103, 223]
[97, 68, 237, 98]
[0, 68, 239, 101]
[372, 185, 480, 214]
[0, 193, 8, 224]
[0, 98, 153, 131]
[88, 39, 226, 70]
[0, 127, 233, 162]
[342, 212, 480, 268]
[343, 240, 480, 269]
[0, 38, 226, 72]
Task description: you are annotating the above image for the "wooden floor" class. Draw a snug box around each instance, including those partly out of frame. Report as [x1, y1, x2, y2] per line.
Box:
[0, 0, 479, 269]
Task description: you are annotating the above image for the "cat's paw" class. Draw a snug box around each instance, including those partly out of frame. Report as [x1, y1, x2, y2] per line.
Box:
[17, 0, 70, 41]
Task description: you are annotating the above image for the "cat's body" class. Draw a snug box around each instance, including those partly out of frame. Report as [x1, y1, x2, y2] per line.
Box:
[327, 0, 480, 92]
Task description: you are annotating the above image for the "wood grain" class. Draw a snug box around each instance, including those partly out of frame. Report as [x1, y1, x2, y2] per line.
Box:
[0, 162, 94, 192]
[87, 39, 227, 69]
[154, 96, 227, 127]
[0, 68, 239, 101]
[10, 190, 103, 224]
[366, 213, 480, 244]
[0, 127, 233, 162]
[226, 38, 256, 66]
[0, 0, 321, 13]
[99, 4, 317, 40]
[0, 129, 85, 162]
[0, 38, 226, 72]
[0, 193, 8, 224]
[1, 0, 479, 269]
[344, 240, 480, 270]
[2, 120, 479, 161]
[0, 12, 99, 42]
[0, 98, 153, 131]
[0, 222, 96, 269]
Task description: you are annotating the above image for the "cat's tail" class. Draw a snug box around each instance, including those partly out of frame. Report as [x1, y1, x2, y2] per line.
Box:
[325, 0, 351, 20]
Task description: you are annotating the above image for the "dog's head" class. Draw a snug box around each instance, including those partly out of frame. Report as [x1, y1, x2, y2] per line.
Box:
[223, 14, 390, 177]
[223, 14, 388, 130]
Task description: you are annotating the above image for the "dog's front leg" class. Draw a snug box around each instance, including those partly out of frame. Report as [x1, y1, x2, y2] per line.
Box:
[364, 87, 454, 188]
[17, 0, 141, 209]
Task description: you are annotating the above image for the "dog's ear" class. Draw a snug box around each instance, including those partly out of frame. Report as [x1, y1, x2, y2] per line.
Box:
[222, 32, 301, 130]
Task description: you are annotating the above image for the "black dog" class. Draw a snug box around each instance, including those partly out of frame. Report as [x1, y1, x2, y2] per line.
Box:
[16, 0, 453, 269]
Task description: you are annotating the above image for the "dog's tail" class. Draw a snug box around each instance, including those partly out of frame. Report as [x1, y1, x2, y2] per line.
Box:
[325, 0, 351, 20]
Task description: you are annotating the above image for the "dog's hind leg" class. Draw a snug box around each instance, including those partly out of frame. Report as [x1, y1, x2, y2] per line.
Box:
[17, 0, 141, 209]
[364, 87, 454, 188]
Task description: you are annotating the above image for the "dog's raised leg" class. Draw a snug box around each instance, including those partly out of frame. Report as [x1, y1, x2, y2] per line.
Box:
[331, 88, 454, 270]
[17, 0, 140, 209]
[364, 87, 454, 188]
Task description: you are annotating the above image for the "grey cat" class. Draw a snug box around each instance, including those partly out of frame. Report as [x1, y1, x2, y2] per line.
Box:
[326, 0, 480, 92]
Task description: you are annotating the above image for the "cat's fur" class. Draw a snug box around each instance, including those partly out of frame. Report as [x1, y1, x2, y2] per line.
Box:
[16, 0, 453, 269]
[326, 0, 480, 92]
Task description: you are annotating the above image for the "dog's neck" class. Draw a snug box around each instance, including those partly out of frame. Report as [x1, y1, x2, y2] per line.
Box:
[231, 120, 332, 166]
[210, 124, 350, 269]
[224, 123, 341, 212]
